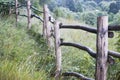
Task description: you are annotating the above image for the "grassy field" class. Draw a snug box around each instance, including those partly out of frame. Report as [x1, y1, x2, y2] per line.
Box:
[0, 15, 119, 80]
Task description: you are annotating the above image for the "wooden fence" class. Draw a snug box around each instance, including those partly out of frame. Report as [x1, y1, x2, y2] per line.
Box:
[42, 5, 120, 80]
[4, 0, 120, 80]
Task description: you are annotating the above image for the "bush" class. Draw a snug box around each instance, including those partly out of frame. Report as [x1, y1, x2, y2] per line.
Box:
[109, 1, 120, 14]
[80, 11, 97, 26]
[109, 11, 120, 25]
[82, 1, 98, 11]
[99, 1, 110, 11]
[0, 0, 14, 16]
[53, 7, 75, 20]
[80, 11, 107, 26]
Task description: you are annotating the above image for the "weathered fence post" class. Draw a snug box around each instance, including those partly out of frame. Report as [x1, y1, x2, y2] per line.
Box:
[95, 16, 108, 80]
[43, 5, 48, 39]
[9, 3, 12, 15]
[54, 21, 61, 80]
[43, 4, 51, 47]
[15, 0, 18, 27]
[27, 0, 31, 29]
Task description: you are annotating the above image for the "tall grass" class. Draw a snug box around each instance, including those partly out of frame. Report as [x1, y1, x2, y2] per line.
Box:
[0, 16, 54, 80]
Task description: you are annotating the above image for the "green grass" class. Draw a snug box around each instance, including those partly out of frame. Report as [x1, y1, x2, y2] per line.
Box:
[0, 16, 55, 80]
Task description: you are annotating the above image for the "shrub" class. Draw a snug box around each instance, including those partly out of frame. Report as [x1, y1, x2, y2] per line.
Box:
[0, 0, 14, 16]
[81, 11, 97, 26]
[53, 7, 75, 20]
[99, 1, 110, 11]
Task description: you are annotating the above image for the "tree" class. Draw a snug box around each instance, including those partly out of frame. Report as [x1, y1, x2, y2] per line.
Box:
[81, 11, 97, 25]
[99, 1, 110, 11]
[109, 1, 120, 14]
[82, 1, 98, 11]
[65, 0, 76, 12]
[39, 0, 51, 6]
[48, 0, 57, 11]
[75, 1, 83, 12]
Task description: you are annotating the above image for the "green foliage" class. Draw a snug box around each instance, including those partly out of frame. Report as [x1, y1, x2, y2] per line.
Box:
[82, 1, 98, 11]
[75, 1, 83, 12]
[0, 0, 14, 16]
[99, 1, 110, 11]
[81, 12, 97, 26]
[53, 7, 75, 19]
[39, 0, 52, 6]
[109, 11, 120, 25]
[80, 11, 107, 26]
[65, 0, 76, 12]
[48, 0, 57, 11]
[109, 1, 120, 14]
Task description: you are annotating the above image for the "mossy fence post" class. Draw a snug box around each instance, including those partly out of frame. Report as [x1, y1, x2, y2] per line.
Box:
[95, 16, 108, 80]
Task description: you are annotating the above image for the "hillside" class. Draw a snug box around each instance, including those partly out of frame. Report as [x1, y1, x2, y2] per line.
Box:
[0, 0, 120, 80]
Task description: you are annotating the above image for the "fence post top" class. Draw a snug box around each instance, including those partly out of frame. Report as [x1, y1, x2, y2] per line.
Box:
[44, 4, 48, 7]
[97, 16, 108, 19]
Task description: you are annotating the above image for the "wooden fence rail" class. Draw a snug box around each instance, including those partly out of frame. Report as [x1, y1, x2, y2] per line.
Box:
[60, 24, 120, 31]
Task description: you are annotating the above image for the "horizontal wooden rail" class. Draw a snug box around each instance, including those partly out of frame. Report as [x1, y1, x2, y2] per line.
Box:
[31, 14, 43, 22]
[19, 14, 28, 17]
[61, 42, 96, 58]
[18, 14, 43, 22]
[60, 42, 120, 58]
[60, 42, 114, 63]
[60, 24, 120, 32]
[108, 25, 120, 31]
[60, 24, 97, 33]
[62, 72, 94, 80]
[108, 50, 120, 58]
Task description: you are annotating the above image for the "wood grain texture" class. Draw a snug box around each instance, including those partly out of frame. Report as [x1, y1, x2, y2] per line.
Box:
[54, 21, 61, 80]
[95, 16, 108, 80]
[43, 4, 52, 47]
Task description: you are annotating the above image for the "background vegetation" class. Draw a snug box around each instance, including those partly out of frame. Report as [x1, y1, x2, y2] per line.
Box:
[0, 0, 120, 80]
